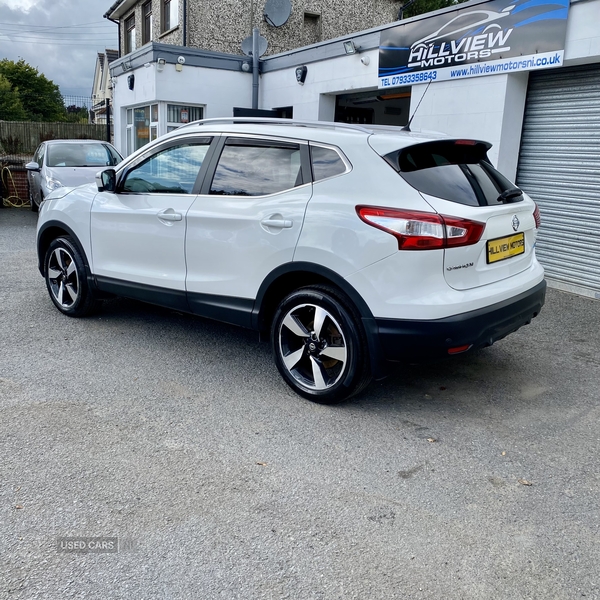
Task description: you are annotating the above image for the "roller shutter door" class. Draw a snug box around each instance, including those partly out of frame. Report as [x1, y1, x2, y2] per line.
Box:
[516, 64, 600, 297]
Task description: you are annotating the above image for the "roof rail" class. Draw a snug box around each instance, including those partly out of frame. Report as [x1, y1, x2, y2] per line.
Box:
[178, 117, 375, 134]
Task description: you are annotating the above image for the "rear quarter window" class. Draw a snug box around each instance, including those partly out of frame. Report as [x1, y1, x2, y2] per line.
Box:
[310, 145, 348, 182]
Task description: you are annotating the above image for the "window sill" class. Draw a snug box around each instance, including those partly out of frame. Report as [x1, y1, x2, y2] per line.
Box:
[158, 25, 180, 39]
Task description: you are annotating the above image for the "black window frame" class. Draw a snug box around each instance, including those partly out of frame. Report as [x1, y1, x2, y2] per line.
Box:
[162, 0, 177, 32]
[124, 14, 136, 54]
[142, 1, 152, 45]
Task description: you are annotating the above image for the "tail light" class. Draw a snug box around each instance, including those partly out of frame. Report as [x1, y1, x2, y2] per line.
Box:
[533, 203, 541, 229]
[356, 206, 485, 250]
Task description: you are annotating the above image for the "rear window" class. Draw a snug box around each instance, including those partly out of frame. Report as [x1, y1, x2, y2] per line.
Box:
[384, 140, 523, 207]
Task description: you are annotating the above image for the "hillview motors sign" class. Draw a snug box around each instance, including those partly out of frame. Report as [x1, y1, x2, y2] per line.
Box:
[379, 0, 570, 88]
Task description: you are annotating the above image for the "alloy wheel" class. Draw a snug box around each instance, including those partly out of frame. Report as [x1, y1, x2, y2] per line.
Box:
[47, 247, 80, 309]
[278, 303, 348, 391]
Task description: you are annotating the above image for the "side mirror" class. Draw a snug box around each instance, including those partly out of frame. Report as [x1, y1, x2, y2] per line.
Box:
[96, 168, 116, 193]
[25, 161, 40, 172]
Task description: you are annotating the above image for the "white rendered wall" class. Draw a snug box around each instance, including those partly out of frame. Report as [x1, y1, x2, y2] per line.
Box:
[112, 63, 250, 154]
[260, 49, 380, 120]
[564, 0, 600, 64]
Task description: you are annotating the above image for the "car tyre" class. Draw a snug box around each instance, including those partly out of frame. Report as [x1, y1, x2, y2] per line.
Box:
[29, 183, 38, 212]
[272, 285, 372, 404]
[44, 236, 100, 317]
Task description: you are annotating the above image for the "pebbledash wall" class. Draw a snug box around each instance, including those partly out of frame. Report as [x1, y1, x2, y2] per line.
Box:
[110, 0, 600, 298]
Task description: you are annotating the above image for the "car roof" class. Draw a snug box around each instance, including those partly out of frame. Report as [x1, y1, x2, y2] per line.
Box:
[166, 117, 453, 149]
[44, 139, 113, 145]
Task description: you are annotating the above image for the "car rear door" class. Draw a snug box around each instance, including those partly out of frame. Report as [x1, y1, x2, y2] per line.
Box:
[185, 135, 312, 325]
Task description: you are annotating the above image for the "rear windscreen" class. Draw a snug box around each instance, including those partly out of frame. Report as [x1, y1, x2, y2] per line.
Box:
[384, 140, 523, 207]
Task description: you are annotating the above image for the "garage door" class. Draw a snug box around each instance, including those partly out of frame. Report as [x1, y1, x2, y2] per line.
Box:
[516, 64, 600, 298]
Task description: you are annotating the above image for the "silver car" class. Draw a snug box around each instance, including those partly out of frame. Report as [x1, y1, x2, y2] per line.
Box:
[26, 140, 122, 212]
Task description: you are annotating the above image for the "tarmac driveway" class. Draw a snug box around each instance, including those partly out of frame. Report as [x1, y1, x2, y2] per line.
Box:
[1, 207, 599, 599]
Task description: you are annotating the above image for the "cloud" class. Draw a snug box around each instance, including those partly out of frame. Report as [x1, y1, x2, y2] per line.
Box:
[0, 0, 118, 99]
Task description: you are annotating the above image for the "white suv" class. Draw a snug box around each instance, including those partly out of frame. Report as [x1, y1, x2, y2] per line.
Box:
[36, 118, 546, 403]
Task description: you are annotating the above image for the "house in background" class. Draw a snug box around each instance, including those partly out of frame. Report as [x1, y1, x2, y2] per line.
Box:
[91, 49, 119, 126]
[103, 0, 405, 57]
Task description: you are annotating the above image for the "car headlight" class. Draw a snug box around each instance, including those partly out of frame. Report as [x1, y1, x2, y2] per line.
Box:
[45, 176, 63, 191]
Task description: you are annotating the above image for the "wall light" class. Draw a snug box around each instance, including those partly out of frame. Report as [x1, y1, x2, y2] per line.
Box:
[157, 58, 166, 72]
[295, 65, 308, 85]
[343, 40, 361, 55]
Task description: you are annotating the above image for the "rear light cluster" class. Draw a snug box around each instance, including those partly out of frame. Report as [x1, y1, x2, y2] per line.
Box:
[357, 206, 485, 250]
[533, 203, 541, 229]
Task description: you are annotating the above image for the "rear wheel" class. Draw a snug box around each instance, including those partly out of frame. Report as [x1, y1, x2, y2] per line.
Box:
[44, 237, 99, 317]
[271, 285, 371, 404]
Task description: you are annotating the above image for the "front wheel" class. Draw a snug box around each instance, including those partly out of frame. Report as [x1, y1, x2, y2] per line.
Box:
[29, 184, 38, 212]
[44, 237, 99, 317]
[271, 286, 372, 404]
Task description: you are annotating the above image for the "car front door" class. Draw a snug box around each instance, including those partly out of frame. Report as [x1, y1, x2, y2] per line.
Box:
[90, 137, 213, 309]
[185, 136, 312, 326]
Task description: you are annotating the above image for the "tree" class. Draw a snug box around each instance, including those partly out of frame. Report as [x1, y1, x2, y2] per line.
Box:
[0, 74, 27, 121]
[0, 59, 64, 122]
[66, 104, 89, 124]
[400, 0, 469, 20]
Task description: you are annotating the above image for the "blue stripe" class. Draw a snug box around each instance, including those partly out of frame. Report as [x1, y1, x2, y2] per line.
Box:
[514, 7, 569, 26]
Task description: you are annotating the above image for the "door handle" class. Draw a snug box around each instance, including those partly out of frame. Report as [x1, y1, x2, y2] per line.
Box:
[260, 218, 293, 229]
[158, 209, 182, 222]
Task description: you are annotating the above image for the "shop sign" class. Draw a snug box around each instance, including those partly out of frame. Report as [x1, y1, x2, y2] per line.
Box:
[379, 0, 569, 87]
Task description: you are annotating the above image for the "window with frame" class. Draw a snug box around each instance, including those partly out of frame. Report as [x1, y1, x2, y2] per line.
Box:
[210, 138, 303, 197]
[162, 0, 179, 32]
[310, 145, 348, 181]
[125, 14, 136, 54]
[122, 141, 211, 194]
[142, 1, 153, 45]
[126, 104, 158, 155]
[167, 104, 203, 132]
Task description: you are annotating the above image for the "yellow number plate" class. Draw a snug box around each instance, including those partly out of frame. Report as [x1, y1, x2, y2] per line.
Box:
[487, 232, 525, 264]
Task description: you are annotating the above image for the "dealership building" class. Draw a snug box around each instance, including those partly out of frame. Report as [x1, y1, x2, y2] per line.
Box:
[109, 0, 600, 299]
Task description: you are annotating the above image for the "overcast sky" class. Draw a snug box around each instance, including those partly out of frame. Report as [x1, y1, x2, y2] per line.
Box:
[0, 0, 119, 100]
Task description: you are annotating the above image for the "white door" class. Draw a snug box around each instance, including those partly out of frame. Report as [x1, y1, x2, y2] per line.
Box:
[91, 141, 211, 291]
[185, 137, 312, 303]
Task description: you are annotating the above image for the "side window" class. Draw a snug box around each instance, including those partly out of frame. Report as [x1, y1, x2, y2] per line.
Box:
[210, 138, 302, 196]
[310, 145, 348, 182]
[122, 141, 211, 194]
[33, 145, 43, 166]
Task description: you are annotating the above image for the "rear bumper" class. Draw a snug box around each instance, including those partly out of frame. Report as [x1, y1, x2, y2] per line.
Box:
[374, 280, 546, 362]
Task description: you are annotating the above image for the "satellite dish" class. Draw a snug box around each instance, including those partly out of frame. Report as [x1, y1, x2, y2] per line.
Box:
[264, 0, 291, 27]
[241, 34, 268, 57]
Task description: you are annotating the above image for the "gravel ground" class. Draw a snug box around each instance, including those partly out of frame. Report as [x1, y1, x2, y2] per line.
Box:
[1, 207, 599, 599]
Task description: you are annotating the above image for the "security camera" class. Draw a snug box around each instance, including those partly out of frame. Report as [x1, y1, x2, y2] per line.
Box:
[177, 56, 186, 65]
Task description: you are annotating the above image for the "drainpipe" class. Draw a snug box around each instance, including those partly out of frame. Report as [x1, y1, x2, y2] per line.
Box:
[182, 0, 187, 46]
[252, 27, 259, 110]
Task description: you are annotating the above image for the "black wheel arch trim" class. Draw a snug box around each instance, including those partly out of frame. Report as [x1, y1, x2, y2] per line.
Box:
[36, 220, 104, 297]
[252, 262, 388, 379]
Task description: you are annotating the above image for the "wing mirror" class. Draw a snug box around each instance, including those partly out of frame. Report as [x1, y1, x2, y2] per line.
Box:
[96, 168, 116, 192]
[25, 161, 41, 172]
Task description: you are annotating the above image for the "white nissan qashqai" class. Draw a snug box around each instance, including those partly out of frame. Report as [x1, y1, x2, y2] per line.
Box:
[37, 118, 546, 403]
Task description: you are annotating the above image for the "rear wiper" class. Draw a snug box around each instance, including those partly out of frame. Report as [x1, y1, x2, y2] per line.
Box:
[498, 187, 523, 204]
